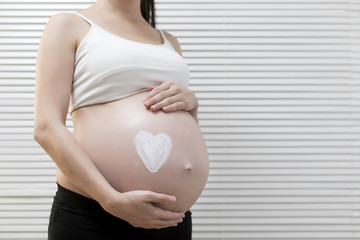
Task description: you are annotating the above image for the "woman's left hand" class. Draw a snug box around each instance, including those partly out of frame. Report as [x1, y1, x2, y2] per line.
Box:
[142, 81, 198, 113]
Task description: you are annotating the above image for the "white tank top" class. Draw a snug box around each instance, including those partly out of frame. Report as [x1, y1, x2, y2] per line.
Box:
[66, 12, 190, 114]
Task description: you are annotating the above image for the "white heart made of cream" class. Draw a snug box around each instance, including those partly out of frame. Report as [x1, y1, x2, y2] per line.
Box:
[134, 131, 172, 173]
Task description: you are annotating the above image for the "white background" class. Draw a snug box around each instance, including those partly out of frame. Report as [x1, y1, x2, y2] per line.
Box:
[0, 0, 359, 239]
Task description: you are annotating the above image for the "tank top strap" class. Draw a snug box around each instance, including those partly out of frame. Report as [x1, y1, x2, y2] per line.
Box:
[159, 29, 168, 44]
[69, 12, 95, 26]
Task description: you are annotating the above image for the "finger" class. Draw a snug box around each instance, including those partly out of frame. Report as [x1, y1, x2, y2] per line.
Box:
[144, 87, 178, 108]
[144, 81, 173, 101]
[146, 191, 177, 204]
[155, 208, 186, 221]
[147, 224, 173, 230]
[135, 216, 181, 229]
[149, 95, 181, 111]
[161, 102, 187, 112]
[151, 219, 183, 229]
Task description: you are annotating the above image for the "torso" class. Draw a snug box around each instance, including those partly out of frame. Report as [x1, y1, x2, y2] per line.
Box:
[57, 11, 209, 213]
[57, 91, 209, 212]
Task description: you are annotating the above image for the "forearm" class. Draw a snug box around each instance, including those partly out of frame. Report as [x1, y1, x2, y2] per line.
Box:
[189, 90, 199, 125]
[33, 123, 117, 206]
[189, 106, 199, 125]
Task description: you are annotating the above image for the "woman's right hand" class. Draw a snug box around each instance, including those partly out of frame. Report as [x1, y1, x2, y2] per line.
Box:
[101, 190, 186, 229]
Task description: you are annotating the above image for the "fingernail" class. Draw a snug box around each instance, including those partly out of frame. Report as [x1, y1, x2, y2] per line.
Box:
[144, 101, 149, 106]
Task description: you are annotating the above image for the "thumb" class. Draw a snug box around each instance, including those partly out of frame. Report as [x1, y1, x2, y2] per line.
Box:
[146, 191, 176, 204]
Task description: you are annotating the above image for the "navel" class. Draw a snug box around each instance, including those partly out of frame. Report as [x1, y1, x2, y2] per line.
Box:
[184, 163, 193, 173]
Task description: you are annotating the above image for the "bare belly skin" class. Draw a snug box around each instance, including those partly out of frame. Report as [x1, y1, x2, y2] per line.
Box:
[56, 90, 209, 212]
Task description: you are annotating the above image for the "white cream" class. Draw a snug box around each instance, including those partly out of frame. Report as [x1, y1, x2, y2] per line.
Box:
[134, 130, 172, 173]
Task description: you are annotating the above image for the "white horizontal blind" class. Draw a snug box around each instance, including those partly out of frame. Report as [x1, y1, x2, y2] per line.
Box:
[189, 0, 360, 239]
[0, 0, 359, 239]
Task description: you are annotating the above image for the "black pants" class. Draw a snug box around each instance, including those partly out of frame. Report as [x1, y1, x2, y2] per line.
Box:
[48, 182, 192, 240]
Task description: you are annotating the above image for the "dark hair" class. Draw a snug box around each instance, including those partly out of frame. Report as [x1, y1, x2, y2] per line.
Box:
[141, 0, 156, 28]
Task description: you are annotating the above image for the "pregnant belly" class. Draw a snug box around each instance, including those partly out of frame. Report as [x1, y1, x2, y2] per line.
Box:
[70, 91, 209, 212]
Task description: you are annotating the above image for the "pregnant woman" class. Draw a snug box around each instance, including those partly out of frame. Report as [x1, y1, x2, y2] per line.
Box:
[33, 0, 209, 239]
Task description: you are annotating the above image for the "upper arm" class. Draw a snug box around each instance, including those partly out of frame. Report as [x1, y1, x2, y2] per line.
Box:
[163, 31, 184, 57]
[34, 13, 78, 133]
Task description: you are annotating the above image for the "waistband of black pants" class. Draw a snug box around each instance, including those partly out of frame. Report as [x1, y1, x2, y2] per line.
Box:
[55, 182, 106, 214]
[54, 181, 191, 219]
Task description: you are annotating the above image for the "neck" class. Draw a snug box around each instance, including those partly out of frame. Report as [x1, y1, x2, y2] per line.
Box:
[94, 0, 143, 22]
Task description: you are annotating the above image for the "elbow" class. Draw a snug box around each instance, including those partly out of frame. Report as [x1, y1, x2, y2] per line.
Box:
[33, 123, 47, 142]
[33, 119, 65, 142]
[33, 121, 56, 143]
[33, 114, 65, 142]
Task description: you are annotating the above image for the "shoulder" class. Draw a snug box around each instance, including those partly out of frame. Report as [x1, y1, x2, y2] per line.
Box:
[46, 12, 80, 31]
[41, 13, 80, 41]
[44, 12, 87, 38]
[42, 12, 90, 51]
[162, 30, 184, 57]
